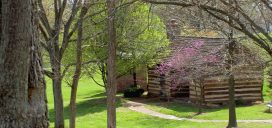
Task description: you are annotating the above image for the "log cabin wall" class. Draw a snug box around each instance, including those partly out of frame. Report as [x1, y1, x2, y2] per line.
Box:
[148, 65, 263, 105]
[190, 65, 263, 105]
[147, 67, 171, 97]
[148, 67, 190, 98]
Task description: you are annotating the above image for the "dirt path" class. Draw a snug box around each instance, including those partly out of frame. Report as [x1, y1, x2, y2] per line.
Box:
[125, 100, 272, 123]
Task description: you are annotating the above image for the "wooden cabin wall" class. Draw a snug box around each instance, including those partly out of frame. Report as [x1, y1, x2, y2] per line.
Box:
[147, 67, 171, 97]
[189, 81, 203, 104]
[148, 67, 190, 98]
[190, 66, 263, 105]
[171, 82, 190, 97]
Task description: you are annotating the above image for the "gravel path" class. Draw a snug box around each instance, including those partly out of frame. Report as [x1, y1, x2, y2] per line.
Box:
[125, 100, 272, 123]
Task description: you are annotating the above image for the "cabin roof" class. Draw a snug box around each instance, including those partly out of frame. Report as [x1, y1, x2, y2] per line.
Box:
[169, 36, 262, 64]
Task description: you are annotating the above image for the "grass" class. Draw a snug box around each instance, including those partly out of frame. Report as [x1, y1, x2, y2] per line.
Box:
[46, 76, 272, 128]
[144, 101, 272, 120]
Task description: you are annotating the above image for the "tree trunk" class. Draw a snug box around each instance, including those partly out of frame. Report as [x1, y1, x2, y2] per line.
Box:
[51, 65, 64, 128]
[159, 74, 166, 98]
[227, 73, 237, 128]
[226, 37, 238, 128]
[48, 47, 64, 128]
[106, 0, 117, 128]
[133, 67, 137, 87]
[0, 0, 48, 127]
[47, 34, 64, 128]
[197, 80, 203, 115]
[227, 1, 237, 127]
[69, 3, 86, 128]
[227, 34, 237, 128]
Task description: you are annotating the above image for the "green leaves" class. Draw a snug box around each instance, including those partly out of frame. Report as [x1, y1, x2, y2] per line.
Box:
[61, 1, 170, 81]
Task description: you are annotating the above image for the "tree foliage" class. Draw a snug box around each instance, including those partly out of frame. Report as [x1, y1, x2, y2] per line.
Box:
[68, 2, 171, 86]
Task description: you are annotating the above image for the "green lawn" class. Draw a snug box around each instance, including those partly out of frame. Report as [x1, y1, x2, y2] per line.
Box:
[145, 101, 272, 120]
[46, 76, 272, 128]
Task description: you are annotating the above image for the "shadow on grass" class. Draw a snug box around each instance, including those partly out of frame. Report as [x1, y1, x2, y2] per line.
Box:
[83, 92, 106, 99]
[49, 96, 122, 122]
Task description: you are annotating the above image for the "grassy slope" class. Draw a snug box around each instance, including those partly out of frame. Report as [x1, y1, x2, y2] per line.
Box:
[46, 76, 272, 128]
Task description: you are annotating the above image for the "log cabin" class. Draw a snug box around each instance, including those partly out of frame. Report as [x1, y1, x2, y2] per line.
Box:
[147, 36, 264, 106]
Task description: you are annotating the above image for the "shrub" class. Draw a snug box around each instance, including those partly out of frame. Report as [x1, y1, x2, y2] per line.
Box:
[123, 86, 144, 98]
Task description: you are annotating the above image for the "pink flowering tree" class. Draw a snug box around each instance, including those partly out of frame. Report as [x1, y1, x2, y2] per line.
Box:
[156, 38, 264, 111]
[156, 39, 224, 112]
[157, 40, 223, 84]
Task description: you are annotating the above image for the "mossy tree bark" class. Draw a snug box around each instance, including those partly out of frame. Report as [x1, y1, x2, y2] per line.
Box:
[0, 0, 49, 127]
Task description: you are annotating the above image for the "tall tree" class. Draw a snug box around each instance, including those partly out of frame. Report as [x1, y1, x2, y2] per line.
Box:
[227, 0, 237, 127]
[227, 40, 237, 128]
[106, 0, 117, 127]
[69, 2, 88, 128]
[38, 1, 90, 127]
[0, 0, 49, 127]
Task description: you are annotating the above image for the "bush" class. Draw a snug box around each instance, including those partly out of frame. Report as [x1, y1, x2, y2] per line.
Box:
[123, 86, 144, 98]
